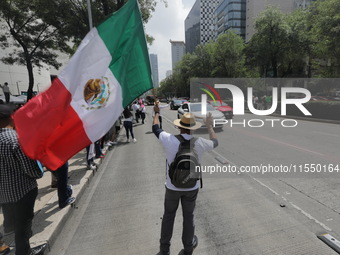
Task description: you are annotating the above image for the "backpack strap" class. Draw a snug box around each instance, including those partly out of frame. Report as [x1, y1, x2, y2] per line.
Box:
[175, 134, 197, 144]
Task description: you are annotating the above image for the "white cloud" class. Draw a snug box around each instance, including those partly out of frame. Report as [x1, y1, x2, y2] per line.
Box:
[145, 0, 195, 82]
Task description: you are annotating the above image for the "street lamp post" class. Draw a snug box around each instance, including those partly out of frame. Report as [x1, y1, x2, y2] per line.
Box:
[16, 81, 21, 95]
[87, 0, 93, 30]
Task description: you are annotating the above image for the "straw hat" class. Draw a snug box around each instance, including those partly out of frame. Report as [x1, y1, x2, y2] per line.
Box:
[173, 113, 202, 130]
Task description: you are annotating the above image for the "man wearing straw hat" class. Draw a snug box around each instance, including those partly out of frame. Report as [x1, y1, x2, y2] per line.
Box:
[153, 104, 218, 255]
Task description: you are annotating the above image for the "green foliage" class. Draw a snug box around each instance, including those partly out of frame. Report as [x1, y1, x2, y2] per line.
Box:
[160, 30, 256, 98]
[0, 0, 72, 68]
[308, 0, 340, 77]
[245, 7, 289, 78]
[210, 31, 246, 77]
[0, 0, 161, 99]
[160, 0, 340, 98]
[58, 0, 160, 46]
[0, 0, 75, 99]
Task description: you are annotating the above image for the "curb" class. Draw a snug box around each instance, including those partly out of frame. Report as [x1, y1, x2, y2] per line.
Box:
[30, 167, 96, 248]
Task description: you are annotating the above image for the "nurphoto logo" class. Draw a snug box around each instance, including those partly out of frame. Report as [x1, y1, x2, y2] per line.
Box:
[194, 79, 313, 128]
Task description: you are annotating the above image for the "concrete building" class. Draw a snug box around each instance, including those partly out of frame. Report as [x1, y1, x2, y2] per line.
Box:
[149, 53, 159, 88]
[185, 0, 221, 54]
[0, 63, 51, 97]
[166, 70, 172, 78]
[293, 0, 317, 9]
[215, 0, 246, 40]
[245, 0, 296, 42]
[0, 46, 52, 96]
[245, 0, 317, 42]
[170, 40, 186, 70]
[0, 20, 68, 97]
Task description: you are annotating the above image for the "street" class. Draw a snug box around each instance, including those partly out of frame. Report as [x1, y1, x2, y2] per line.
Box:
[46, 105, 340, 255]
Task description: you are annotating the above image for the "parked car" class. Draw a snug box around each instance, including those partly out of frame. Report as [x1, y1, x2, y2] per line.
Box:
[208, 100, 233, 119]
[145, 95, 155, 105]
[159, 98, 168, 103]
[177, 102, 226, 129]
[170, 99, 183, 110]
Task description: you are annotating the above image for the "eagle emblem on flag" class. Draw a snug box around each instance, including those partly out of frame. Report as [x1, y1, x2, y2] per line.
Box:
[82, 77, 111, 110]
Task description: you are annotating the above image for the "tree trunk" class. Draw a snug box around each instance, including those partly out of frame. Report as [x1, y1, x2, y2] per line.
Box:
[272, 58, 278, 78]
[26, 57, 35, 101]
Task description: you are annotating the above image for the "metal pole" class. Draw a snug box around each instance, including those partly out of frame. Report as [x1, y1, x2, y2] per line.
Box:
[87, 0, 93, 30]
[16, 81, 21, 95]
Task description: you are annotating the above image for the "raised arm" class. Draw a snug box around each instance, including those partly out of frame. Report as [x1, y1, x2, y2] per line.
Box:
[204, 112, 218, 147]
[152, 104, 162, 138]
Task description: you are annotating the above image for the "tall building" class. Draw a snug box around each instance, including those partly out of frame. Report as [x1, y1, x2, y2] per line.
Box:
[166, 70, 172, 78]
[149, 54, 159, 88]
[245, 0, 295, 42]
[170, 40, 186, 70]
[293, 0, 317, 9]
[185, 0, 221, 54]
[215, 0, 246, 40]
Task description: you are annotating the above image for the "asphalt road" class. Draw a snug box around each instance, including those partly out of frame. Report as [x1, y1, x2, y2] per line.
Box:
[47, 105, 340, 255]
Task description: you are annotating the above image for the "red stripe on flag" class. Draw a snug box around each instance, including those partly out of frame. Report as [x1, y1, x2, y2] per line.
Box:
[13, 78, 91, 170]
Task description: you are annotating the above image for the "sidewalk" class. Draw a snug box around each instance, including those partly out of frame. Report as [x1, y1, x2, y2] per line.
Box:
[0, 143, 110, 253]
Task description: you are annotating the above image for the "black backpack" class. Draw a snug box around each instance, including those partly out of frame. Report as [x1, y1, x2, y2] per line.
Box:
[168, 135, 203, 189]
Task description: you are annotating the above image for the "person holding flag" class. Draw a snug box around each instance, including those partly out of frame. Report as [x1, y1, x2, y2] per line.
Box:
[13, 0, 153, 171]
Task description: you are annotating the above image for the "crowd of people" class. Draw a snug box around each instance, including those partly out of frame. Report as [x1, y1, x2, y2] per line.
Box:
[0, 95, 218, 255]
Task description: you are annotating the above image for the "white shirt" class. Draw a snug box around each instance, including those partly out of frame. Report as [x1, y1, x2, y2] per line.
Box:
[152, 103, 169, 117]
[158, 131, 214, 191]
[131, 103, 140, 113]
[2, 86, 10, 93]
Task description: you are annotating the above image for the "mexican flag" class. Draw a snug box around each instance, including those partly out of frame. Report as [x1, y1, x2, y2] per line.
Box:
[13, 0, 153, 170]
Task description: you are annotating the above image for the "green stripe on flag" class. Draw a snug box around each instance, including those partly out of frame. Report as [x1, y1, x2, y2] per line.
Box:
[97, 0, 153, 107]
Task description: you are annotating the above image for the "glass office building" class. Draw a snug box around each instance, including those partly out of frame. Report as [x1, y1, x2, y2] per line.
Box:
[185, 0, 221, 54]
[215, 0, 246, 40]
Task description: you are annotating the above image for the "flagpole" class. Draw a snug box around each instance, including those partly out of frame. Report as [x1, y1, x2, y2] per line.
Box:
[87, 0, 93, 29]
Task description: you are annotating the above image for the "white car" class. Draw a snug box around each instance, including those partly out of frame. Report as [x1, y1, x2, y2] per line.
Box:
[177, 102, 226, 129]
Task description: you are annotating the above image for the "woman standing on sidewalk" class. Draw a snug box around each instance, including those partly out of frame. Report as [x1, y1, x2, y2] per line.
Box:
[122, 107, 136, 143]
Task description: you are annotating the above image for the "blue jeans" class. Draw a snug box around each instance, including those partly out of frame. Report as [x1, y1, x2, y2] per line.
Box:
[123, 121, 134, 139]
[160, 188, 198, 254]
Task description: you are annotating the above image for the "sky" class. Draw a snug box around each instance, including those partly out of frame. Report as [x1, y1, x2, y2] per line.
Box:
[145, 0, 196, 82]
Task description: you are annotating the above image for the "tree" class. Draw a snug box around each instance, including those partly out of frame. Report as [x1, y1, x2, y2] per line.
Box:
[190, 44, 214, 77]
[0, 0, 73, 99]
[308, 0, 340, 77]
[246, 7, 288, 77]
[0, 0, 163, 100]
[61, 0, 161, 45]
[210, 31, 247, 77]
[282, 9, 312, 77]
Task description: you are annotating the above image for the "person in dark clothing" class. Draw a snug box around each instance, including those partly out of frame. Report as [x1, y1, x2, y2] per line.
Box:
[0, 104, 48, 255]
[51, 162, 76, 209]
